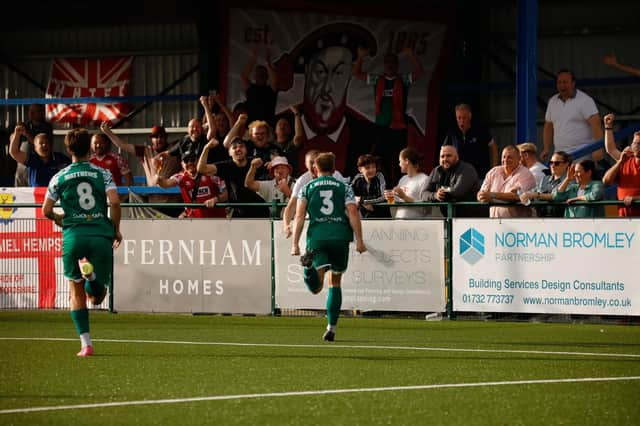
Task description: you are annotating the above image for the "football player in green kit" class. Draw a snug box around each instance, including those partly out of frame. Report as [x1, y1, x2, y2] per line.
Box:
[42, 128, 122, 357]
[291, 152, 366, 341]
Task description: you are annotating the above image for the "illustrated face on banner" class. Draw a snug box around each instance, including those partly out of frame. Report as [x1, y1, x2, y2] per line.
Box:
[226, 8, 450, 170]
[303, 46, 352, 132]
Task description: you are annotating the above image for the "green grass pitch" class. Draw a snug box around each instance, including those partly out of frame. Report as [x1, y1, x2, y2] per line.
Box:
[1, 311, 639, 425]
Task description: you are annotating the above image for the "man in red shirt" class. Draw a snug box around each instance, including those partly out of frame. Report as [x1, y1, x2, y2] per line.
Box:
[603, 114, 640, 216]
[155, 150, 227, 218]
[90, 133, 133, 187]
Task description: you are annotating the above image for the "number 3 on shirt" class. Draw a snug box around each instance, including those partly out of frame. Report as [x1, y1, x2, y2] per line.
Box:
[319, 190, 334, 215]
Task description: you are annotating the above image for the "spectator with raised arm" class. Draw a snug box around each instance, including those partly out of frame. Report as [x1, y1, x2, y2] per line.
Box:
[542, 69, 603, 162]
[156, 149, 227, 218]
[198, 138, 269, 218]
[166, 96, 219, 163]
[274, 105, 304, 175]
[602, 113, 640, 216]
[100, 123, 182, 217]
[553, 160, 604, 218]
[10, 128, 70, 187]
[13, 103, 54, 186]
[245, 156, 295, 217]
[353, 46, 424, 184]
[602, 53, 640, 77]
[241, 48, 278, 125]
[202, 93, 233, 161]
[477, 145, 536, 218]
[224, 113, 283, 179]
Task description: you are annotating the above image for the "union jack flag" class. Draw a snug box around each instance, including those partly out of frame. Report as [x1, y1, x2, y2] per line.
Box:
[46, 57, 133, 126]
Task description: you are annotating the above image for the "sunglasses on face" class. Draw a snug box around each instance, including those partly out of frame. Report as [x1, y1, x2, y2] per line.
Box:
[549, 161, 565, 165]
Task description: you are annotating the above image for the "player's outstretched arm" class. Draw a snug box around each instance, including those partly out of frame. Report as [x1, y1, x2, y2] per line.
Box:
[346, 203, 366, 253]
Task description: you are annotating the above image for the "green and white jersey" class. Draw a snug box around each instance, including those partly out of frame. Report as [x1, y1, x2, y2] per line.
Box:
[300, 175, 356, 242]
[46, 161, 116, 239]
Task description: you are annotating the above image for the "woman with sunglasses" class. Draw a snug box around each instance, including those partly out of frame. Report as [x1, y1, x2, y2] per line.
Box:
[519, 151, 571, 217]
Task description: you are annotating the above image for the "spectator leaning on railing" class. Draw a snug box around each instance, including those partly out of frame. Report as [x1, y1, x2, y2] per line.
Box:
[519, 150, 571, 218]
[385, 147, 430, 219]
[477, 145, 536, 218]
[602, 113, 640, 217]
[422, 145, 482, 217]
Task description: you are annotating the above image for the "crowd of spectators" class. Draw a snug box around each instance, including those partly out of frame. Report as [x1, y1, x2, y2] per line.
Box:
[2, 65, 638, 220]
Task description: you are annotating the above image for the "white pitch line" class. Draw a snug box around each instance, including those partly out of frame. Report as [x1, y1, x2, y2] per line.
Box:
[1, 376, 639, 415]
[2, 337, 640, 359]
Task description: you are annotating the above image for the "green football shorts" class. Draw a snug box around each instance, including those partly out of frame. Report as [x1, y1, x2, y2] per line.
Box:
[62, 234, 113, 286]
[307, 239, 350, 273]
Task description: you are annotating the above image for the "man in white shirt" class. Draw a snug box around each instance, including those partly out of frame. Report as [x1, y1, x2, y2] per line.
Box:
[245, 156, 295, 217]
[541, 69, 602, 162]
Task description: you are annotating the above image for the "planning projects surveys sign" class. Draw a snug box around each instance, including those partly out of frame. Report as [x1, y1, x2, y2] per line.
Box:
[274, 220, 445, 312]
[452, 218, 639, 316]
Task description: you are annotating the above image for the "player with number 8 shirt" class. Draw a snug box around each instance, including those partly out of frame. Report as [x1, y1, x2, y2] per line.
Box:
[42, 128, 122, 357]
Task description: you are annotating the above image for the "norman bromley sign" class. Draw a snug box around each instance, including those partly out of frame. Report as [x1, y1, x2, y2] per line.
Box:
[114, 220, 271, 314]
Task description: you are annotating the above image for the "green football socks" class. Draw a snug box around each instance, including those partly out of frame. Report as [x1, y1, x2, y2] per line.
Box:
[71, 309, 90, 335]
[326, 287, 342, 326]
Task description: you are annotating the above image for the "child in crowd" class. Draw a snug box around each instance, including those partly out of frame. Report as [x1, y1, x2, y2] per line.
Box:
[350, 154, 390, 218]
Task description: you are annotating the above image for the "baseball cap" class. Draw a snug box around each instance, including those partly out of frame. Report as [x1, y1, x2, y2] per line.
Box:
[150, 125, 167, 137]
[268, 156, 293, 176]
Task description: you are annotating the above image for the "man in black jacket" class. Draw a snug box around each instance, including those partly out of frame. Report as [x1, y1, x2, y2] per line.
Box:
[422, 145, 484, 217]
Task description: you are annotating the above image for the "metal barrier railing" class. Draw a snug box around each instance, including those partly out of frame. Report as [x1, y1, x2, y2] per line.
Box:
[2, 199, 637, 316]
